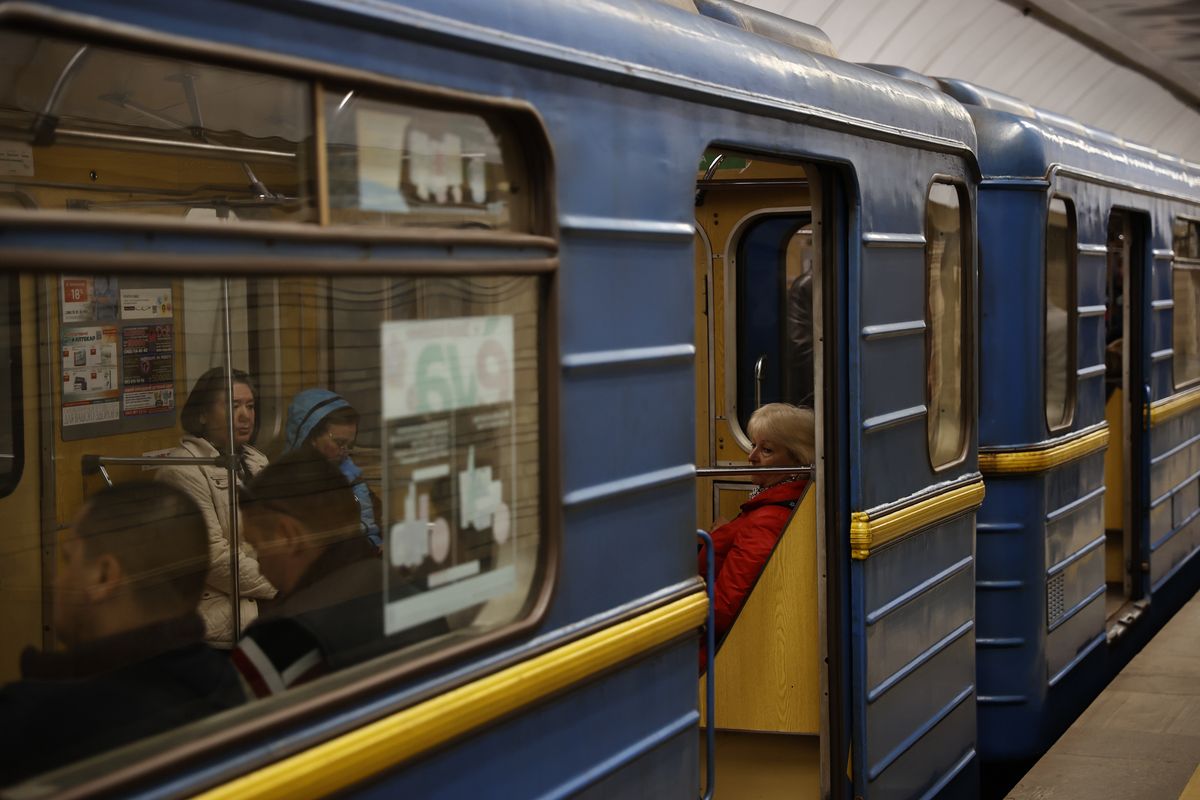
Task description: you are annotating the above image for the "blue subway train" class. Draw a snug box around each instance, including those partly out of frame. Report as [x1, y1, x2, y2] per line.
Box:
[0, 1, 1197, 799]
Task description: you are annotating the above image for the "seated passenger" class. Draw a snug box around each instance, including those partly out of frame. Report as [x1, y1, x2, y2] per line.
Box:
[698, 403, 814, 671]
[0, 483, 244, 787]
[231, 452, 445, 697]
[284, 389, 382, 551]
[158, 367, 275, 647]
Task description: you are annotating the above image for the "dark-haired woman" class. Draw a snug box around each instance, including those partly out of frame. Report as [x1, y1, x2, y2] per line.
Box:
[158, 367, 275, 647]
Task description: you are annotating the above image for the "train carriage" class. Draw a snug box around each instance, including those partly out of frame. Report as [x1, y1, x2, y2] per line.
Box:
[0, 1, 990, 798]
[5, 0, 1195, 798]
[932, 79, 1200, 764]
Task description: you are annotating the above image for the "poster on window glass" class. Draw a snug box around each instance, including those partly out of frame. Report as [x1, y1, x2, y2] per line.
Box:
[61, 276, 118, 324]
[61, 325, 120, 426]
[380, 315, 516, 636]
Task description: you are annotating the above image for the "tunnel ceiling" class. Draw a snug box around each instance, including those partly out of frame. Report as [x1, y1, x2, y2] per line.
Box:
[746, 0, 1200, 163]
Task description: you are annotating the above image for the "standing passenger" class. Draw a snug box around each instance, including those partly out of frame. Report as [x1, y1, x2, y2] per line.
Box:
[158, 367, 274, 646]
[0, 483, 244, 787]
[698, 403, 814, 671]
[284, 389, 382, 551]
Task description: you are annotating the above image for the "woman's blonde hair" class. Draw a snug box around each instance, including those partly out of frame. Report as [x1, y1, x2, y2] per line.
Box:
[747, 403, 815, 465]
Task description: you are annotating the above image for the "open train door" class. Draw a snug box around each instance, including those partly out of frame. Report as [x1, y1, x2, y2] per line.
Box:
[1103, 208, 1152, 638]
[693, 149, 848, 798]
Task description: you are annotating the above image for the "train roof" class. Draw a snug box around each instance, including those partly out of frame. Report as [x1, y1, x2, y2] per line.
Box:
[330, 0, 977, 157]
[933, 77, 1200, 197]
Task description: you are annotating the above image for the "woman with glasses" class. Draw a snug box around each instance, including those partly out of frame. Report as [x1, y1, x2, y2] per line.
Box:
[157, 367, 275, 647]
[284, 389, 382, 553]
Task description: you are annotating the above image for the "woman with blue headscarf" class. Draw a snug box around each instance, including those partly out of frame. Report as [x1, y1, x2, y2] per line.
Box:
[284, 389, 382, 552]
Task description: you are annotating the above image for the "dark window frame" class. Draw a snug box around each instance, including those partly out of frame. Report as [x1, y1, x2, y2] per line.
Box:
[924, 176, 973, 472]
[1173, 216, 1200, 391]
[0, 274, 23, 498]
[1044, 194, 1079, 433]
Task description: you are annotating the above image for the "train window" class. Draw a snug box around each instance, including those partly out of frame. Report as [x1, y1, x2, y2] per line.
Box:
[324, 91, 528, 230]
[0, 31, 533, 232]
[926, 181, 970, 469]
[0, 269, 545, 788]
[0, 276, 19, 497]
[1045, 197, 1077, 430]
[0, 30, 316, 222]
[1174, 218, 1200, 389]
[734, 215, 814, 433]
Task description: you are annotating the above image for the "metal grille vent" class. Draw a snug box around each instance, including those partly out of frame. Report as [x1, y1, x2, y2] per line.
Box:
[1047, 573, 1066, 627]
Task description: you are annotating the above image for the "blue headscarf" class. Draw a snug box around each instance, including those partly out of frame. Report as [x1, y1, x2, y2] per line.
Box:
[284, 388, 381, 548]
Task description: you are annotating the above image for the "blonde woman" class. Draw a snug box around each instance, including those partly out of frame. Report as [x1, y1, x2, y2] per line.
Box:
[698, 403, 814, 669]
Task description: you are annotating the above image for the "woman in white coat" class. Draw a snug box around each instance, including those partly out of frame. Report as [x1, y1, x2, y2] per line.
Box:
[158, 367, 275, 646]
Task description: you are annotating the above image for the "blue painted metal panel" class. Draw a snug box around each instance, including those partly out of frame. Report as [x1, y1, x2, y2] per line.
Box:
[346, 642, 700, 799]
[856, 515, 976, 798]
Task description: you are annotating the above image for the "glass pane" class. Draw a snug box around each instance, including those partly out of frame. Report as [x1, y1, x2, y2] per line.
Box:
[735, 215, 812, 432]
[1174, 219, 1200, 388]
[1175, 218, 1200, 260]
[0, 270, 543, 789]
[325, 90, 526, 230]
[0, 275, 17, 496]
[784, 224, 815, 408]
[0, 29, 315, 222]
[926, 182, 967, 468]
[1045, 198, 1075, 429]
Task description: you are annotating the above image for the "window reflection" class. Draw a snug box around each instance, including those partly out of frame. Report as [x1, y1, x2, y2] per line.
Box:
[1174, 219, 1200, 389]
[324, 92, 527, 230]
[1045, 197, 1075, 429]
[0, 30, 314, 222]
[926, 182, 968, 468]
[0, 271, 544, 787]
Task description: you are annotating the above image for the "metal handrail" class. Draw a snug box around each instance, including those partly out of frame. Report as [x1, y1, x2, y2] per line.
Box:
[698, 529, 716, 800]
[696, 465, 813, 478]
[82, 454, 226, 487]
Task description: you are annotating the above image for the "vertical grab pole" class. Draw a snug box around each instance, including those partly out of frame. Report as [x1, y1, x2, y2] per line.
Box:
[223, 278, 242, 639]
[754, 355, 766, 410]
[698, 529, 715, 800]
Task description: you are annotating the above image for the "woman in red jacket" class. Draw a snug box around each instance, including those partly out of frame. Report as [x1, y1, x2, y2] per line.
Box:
[699, 403, 814, 671]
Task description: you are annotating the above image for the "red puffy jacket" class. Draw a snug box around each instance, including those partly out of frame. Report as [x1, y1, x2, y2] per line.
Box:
[698, 479, 808, 672]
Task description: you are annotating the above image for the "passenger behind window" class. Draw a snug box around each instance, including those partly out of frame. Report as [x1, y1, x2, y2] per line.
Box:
[157, 367, 275, 647]
[0, 483, 244, 787]
[698, 403, 814, 672]
[785, 272, 814, 407]
[284, 389, 382, 552]
[232, 452, 446, 697]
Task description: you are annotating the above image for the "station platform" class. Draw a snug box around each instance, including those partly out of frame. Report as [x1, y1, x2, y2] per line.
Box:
[1006, 591, 1200, 800]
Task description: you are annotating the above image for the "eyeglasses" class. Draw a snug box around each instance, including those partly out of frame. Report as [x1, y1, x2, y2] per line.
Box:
[325, 431, 355, 451]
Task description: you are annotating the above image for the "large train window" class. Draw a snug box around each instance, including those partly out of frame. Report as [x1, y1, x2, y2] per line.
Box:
[1173, 217, 1200, 389]
[926, 181, 970, 469]
[734, 214, 814, 433]
[0, 26, 551, 790]
[1045, 197, 1077, 430]
[0, 29, 533, 231]
[0, 268, 545, 787]
[0, 276, 19, 497]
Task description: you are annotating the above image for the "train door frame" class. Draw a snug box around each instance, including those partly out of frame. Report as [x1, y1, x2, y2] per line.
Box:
[692, 147, 850, 798]
[1105, 207, 1153, 632]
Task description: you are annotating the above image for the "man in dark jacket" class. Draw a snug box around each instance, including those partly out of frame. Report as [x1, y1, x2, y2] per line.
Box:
[232, 452, 445, 697]
[0, 482, 245, 788]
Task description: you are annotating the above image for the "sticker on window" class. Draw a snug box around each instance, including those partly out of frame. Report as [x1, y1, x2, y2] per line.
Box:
[381, 315, 517, 635]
